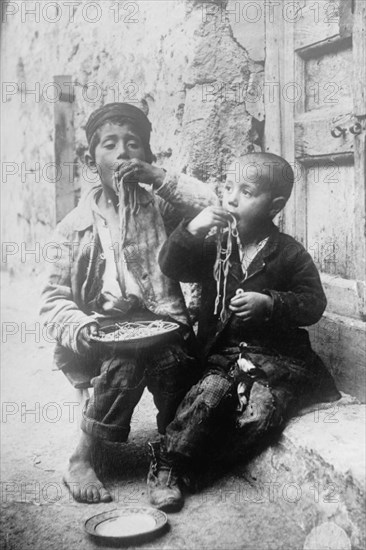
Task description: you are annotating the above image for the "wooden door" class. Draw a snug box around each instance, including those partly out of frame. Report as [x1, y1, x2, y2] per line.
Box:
[265, 0, 366, 400]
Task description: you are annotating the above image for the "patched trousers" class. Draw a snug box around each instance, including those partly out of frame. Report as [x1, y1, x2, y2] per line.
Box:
[165, 345, 337, 462]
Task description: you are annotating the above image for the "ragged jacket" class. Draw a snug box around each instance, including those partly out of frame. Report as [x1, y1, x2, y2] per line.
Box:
[159, 221, 341, 404]
[40, 171, 217, 384]
[159, 221, 330, 361]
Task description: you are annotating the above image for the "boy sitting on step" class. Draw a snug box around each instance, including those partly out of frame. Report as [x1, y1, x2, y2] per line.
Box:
[40, 102, 217, 508]
[158, 152, 340, 509]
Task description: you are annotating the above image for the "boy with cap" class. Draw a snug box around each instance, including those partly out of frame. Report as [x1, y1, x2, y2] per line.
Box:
[40, 102, 217, 509]
[159, 153, 340, 507]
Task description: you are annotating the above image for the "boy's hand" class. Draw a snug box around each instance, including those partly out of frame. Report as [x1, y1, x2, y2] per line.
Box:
[76, 323, 99, 355]
[187, 206, 232, 237]
[115, 160, 166, 189]
[229, 292, 273, 322]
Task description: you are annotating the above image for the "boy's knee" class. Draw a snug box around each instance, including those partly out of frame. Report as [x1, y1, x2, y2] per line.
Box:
[200, 373, 234, 408]
[236, 381, 277, 431]
[96, 355, 140, 390]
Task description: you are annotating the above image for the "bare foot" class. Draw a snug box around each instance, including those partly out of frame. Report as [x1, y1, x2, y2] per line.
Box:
[63, 461, 112, 503]
[63, 432, 112, 504]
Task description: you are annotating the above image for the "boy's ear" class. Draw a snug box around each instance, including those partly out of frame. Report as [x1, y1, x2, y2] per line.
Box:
[269, 196, 286, 218]
[85, 151, 98, 173]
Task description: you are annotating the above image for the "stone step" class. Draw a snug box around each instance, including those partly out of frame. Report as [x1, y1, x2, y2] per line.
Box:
[238, 394, 365, 550]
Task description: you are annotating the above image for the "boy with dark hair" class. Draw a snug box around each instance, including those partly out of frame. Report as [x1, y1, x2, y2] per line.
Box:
[159, 152, 340, 508]
[40, 102, 217, 509]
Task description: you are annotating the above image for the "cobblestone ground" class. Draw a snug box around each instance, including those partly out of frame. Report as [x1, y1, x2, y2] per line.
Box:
[1, 273, 305, 550]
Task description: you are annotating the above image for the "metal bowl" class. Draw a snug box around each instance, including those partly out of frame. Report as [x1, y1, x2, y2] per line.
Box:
[90, 320, 180, 352]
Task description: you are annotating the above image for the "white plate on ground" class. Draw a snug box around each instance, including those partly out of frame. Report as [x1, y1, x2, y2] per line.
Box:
[84, 507, 168, 543]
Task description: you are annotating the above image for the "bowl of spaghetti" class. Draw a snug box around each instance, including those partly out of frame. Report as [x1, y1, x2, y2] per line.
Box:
[90, 320, 180, 351]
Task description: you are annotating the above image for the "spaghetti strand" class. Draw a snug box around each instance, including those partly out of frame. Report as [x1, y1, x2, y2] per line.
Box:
[213, 214, 238, 322]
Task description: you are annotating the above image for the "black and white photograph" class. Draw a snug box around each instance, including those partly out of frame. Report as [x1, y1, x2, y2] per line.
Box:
[1, 1, 365, 549]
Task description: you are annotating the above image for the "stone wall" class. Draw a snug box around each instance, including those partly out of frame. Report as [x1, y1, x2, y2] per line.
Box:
[1, 0, 265, 274]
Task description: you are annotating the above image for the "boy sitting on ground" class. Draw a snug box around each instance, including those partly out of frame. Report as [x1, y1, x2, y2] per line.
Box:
[40, 102, 217, 508]
[159, 152, 340, 508]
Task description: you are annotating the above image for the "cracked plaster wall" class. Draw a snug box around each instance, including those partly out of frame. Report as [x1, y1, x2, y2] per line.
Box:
[1, 0, 265, 273]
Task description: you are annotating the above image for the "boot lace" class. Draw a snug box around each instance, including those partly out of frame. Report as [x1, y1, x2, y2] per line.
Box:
[148, 441, 178, 487]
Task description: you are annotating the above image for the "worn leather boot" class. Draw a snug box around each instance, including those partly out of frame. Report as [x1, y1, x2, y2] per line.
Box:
[147, 441, 184, 512]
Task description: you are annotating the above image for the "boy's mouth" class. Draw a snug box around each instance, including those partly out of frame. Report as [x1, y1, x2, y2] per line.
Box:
[114, 161, 128, 173]
[113, 162, 138, 185]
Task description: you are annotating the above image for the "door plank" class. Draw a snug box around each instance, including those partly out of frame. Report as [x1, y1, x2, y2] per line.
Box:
[339, 0, 354, 38]
[294, 0, 340, 50]
[352, 0, 366, 285]
[353, 0, 366, 116]
[263, 2, 281, 155]
[295, 117, 355, 157]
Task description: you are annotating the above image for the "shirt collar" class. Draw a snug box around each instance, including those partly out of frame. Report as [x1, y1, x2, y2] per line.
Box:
[72, 186, 102, 231]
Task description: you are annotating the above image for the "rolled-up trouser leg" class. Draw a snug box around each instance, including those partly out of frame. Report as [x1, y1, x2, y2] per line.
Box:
[165, 372, 236, 460]
[81, 354, 145, 443]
